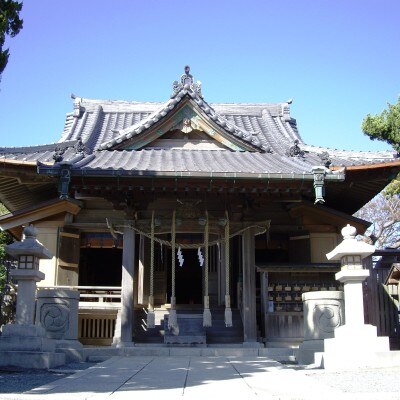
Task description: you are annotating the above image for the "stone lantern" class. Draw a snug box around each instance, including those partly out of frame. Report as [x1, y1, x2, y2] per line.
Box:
[5, 225, 51, 325]
[0, 225, 65, 369]
[320, 224, 395, 370]
[326, 224, 374, 328]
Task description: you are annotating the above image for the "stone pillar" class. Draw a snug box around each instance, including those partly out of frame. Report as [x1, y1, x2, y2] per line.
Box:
[14, 270, 44, 325]
[119, 224, 136, 346]
[340, 269, 367, 326]
[320, 224, 396, 370]
[297, 291, 344, 364]
[242, 228, 258, 344]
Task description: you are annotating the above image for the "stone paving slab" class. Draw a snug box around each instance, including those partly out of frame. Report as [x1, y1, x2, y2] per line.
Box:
[0, 356, 399, 400]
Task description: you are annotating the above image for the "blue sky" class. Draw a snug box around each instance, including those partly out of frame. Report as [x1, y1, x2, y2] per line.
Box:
[0, 0, 399, 151]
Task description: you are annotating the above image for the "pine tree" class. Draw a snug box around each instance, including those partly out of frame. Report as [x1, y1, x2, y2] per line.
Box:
[0, 0, 23, 81]
[362, 97, 400, 195]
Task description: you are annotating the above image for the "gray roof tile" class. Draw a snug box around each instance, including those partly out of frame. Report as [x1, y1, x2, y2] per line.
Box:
[70, 149, 317, 177]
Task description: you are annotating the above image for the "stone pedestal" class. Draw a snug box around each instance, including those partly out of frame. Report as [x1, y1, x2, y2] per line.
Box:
[297, 291, 344, 364]
[319, 224, 400, 370]
[0, 324, 65, 368]
[36, 289, 83, 361]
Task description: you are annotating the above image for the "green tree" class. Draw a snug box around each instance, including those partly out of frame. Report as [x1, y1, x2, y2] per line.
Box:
[0, 0, 23, 81]
[0, 202, 8, 215]
[0, 227, 14, 328]
[0, 201, 12, 291]
[0, 230, 12, 287]
[362, 97, 400, 195]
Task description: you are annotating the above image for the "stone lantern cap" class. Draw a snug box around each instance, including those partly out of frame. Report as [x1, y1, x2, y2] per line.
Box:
[6, 225, 52, 259]
[326, 224, 375, 261]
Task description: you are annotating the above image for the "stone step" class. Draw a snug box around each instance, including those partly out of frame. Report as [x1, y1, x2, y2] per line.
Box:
[82, 345, 268, 360]
[133, 308, 244, 344]
[164, 314, 206, 345]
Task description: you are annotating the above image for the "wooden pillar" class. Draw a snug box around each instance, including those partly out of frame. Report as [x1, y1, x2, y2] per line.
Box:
[137, 235, 144, 305]
[120, 225, 136, 344]
[242, 228, 257, 342]
[218, 242, 226, 306]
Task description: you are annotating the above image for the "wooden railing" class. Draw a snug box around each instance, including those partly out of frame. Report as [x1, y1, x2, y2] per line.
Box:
[39, 285, 122, 305]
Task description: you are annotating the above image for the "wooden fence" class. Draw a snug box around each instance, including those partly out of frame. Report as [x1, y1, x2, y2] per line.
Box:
[364, 255, 400, 350]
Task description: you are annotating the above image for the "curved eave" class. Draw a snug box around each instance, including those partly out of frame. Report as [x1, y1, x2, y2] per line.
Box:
[324, 161, 400, 214]
[0, 158, 52, 167]
[62, 168, 345, 182]
[0, 159, 57, 212]
[331, 159, 400, 171]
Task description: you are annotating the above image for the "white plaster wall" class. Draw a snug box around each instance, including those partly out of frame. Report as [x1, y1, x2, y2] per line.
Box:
[310, 233, 339, 263]
[35, 225, 61, 286]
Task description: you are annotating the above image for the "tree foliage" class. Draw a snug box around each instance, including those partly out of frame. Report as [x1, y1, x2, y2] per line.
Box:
[0, 227, 14, 327]
[355, 194, 400, 249]
[0, 202, 8, 216]
[362, 97, 400, 152]
[0, 203, 14, 327]
[0, 0, 23, 80]
[362, 97, 400, 195]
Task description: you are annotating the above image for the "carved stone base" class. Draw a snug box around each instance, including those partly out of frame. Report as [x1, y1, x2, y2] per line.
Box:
[298, 291, 344, 365]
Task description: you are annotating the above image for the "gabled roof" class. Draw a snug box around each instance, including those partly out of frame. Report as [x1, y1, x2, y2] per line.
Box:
[97, 87, 268, 152]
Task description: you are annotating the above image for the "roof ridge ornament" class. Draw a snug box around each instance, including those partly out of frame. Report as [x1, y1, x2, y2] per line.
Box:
[319, 151, 332, 168]
[287, 139, 305, 158]
[53, 146, 66, 162]
[172, 65, 203, 98]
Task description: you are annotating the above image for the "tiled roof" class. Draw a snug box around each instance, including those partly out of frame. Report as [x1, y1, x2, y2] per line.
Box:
[56, 97, 300, 155]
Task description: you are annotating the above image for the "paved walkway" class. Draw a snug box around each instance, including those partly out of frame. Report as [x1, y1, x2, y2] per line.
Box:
[0, 356, 398, 400]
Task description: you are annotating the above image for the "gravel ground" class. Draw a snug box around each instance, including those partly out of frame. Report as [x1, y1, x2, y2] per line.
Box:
[0, 362, 97, 394]
[302, 366, 400, 393]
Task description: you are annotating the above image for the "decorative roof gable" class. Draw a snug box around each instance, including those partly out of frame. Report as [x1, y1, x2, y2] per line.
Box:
[99, 67, 268, 152]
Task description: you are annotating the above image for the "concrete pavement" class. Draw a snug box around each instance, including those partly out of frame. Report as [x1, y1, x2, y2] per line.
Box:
[0, 356, 398, 400]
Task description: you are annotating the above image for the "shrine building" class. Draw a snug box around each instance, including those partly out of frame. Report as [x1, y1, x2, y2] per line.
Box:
[1, 67, 399, 347]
